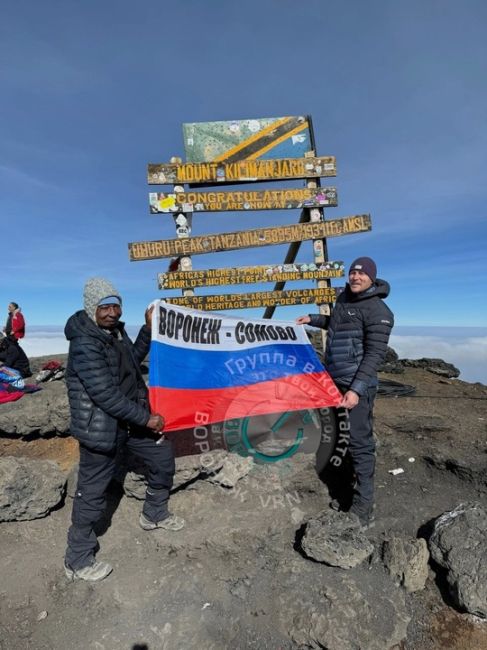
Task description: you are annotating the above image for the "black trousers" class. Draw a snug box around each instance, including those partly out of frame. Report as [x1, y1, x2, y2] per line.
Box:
[347, 386, 377, 504]
[65, 429, 175, 570]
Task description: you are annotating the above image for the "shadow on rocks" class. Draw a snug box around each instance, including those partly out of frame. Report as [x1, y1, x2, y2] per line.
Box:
[417, 517, 458, 611]
[316, 454, 355, 512]
[293, 522, 311, 560]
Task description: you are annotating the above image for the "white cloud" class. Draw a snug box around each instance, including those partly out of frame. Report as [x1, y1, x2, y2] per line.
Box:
[20, 328, 487, 386]
[390, 334, 487, 384]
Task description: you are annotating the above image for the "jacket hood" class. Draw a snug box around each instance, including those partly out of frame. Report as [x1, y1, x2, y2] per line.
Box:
[65, 310, 125, 342]
[346, 278, 390, 302]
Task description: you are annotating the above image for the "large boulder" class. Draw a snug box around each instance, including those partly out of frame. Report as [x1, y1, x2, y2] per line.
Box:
[429, 502, 487, 617]
[122, 450, 232, 498]
[207, 453, 254, 488]
[66, 450, 237, 499]
[301, 509, 374, 568]
[0, 456, 66, 521]
[0, 382, 69, 437]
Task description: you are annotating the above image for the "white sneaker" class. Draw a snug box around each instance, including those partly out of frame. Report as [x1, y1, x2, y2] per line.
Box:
[64, 560, 113, 582]
[139, 512, 185, 531]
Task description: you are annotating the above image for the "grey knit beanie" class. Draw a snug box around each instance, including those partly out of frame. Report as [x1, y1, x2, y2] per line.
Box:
[83, 277, 122, 322]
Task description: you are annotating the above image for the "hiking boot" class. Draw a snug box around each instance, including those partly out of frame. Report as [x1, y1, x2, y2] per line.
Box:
[64, 560, 113, 582]
[139, 512, 185, 532]
[349, 501, 375, 530]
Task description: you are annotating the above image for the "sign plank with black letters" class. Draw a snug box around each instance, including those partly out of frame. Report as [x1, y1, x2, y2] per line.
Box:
[149, 187, 337, 213]
[147, 156, 337, 185]
[129, 214, 371, 261]
[158, 262, 345, 289]
[166, 287, 340, 311]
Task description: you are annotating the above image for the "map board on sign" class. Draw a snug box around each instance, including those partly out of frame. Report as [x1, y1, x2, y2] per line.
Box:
[183, 116, 313, 163]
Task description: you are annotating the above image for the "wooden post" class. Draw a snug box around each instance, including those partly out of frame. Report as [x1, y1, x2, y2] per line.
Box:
[262, 149, 331, 351]
[305, 150, 330, 352]
[170, 156, 193, 298]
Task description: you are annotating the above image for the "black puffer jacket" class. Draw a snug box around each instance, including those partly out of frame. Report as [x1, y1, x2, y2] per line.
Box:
[65, 310, 151, 452]
[309, 279, 394, 396]
[0, 338, 31, 378]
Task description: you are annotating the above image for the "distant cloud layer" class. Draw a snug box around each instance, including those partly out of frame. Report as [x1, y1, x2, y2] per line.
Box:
[20, 327, 487, 385]
[390, 334, 487, 384]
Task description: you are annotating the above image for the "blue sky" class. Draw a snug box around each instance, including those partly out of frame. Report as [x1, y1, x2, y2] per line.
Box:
[1, 0, 486, 327]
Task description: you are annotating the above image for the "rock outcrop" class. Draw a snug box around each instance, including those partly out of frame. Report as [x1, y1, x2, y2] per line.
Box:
[429, 502, 487, 618]
[379, 349, 460, 378]
[382, 536, 430, 592]
[378, 346, 404, 374]
[301, 509, 374, 568]
[0, 381, 69, 437]
[400, 357, 460, 378]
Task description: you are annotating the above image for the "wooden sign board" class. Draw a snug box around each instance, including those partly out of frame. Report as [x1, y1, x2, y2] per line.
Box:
[166, 287, 339, 311]
[183, 116, 312, 163]
[158, 262, 345, 289]
[129, 215, 371, 261]
[149, 187, 337, 213]
[147, 156, 336, 185]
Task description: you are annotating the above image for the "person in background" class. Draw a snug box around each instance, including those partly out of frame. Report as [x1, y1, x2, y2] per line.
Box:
[296, 257, 394, 528]
[3, 302, 25, 340]
[64, 277, 184, 583]
[0, 335, 31, 378]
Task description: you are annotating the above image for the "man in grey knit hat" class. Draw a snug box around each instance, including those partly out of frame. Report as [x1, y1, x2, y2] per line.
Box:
[64, 277, 184, 582]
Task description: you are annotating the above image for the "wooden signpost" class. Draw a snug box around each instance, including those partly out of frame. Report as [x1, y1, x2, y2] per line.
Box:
[129, 215, 371, 261]
[131, 115, 373, 320]
[149, 187, 338, 213]
[147, 156, 336, 185]
[166, 287, 340, 311]
[158, 262, 345, 289]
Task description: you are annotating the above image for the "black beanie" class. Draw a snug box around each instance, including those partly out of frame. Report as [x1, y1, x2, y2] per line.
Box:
[349, 257, 377, 282]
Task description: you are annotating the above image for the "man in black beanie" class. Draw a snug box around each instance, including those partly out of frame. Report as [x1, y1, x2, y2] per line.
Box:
[64, 277, 184, 582]
[297, 257, 394, 527]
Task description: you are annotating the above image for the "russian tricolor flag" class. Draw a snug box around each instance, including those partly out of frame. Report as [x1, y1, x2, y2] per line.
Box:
[149, 301, 341, 432]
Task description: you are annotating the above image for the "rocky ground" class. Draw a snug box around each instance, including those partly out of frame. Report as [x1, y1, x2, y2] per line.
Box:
[0, 353, 486, 650]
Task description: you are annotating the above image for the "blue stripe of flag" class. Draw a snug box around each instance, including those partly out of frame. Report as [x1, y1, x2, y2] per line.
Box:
[149, 340, 325, 390]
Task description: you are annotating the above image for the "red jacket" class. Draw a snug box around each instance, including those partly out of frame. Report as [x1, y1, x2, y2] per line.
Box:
[6, 310, 25, 340]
